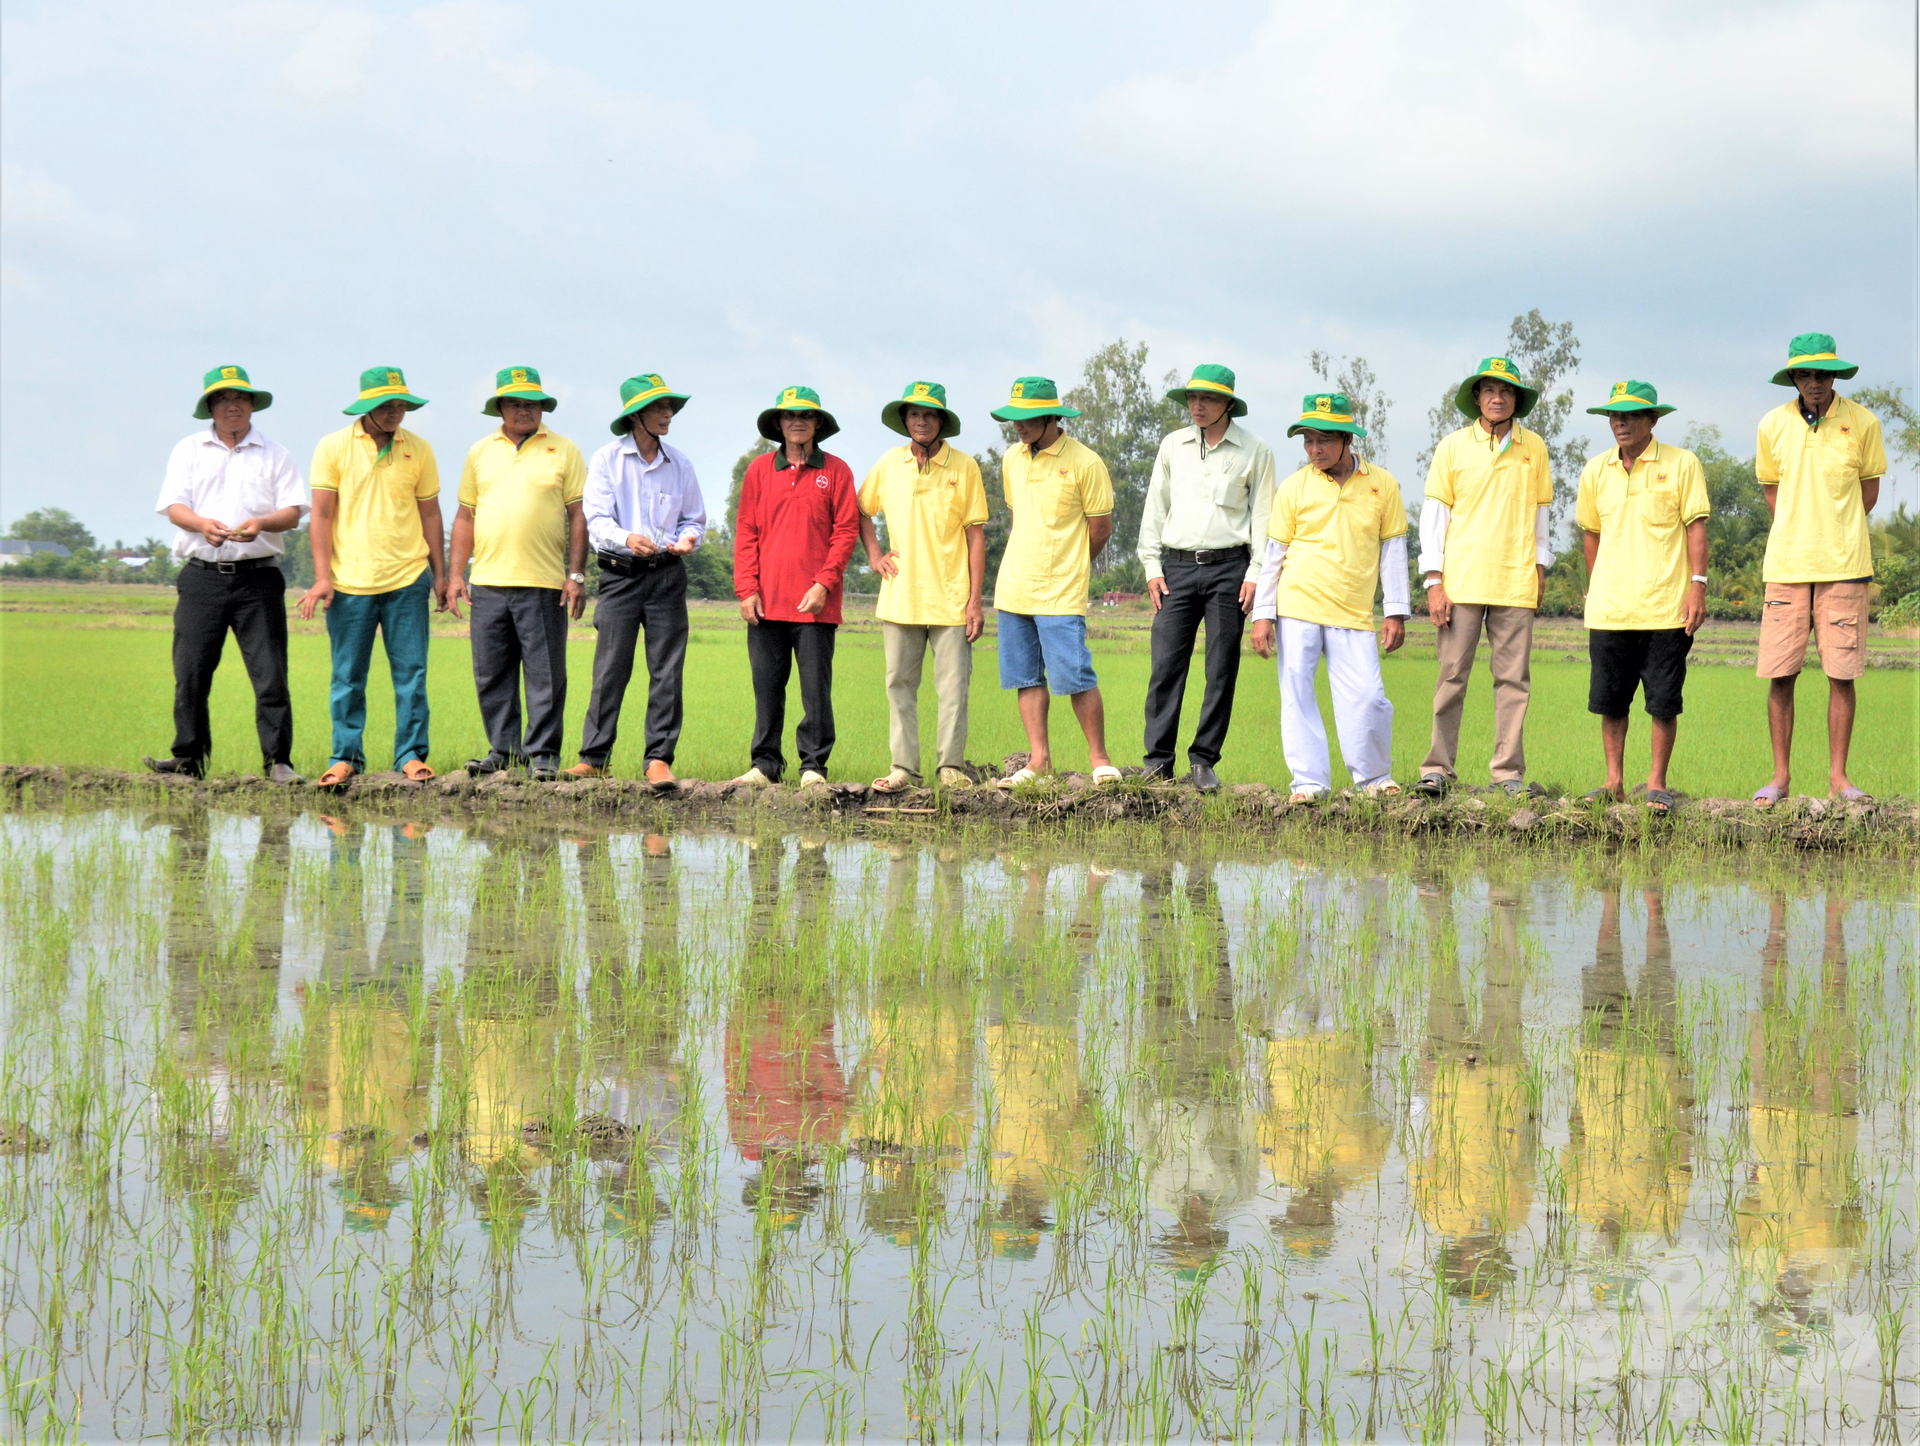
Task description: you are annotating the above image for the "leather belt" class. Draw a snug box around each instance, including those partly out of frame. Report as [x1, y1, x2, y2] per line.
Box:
[597, 549, 682, 576]
[187, 556, 279, 574]
[1160, 545, 1250, 567]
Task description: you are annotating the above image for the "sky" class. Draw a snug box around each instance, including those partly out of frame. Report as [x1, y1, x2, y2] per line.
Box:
[3, 0, 1916, 547]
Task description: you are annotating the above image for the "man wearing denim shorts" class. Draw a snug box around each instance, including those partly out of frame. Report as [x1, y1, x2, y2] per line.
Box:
[987, 376, 1119, 786]
[1750, 333, 1886, 806]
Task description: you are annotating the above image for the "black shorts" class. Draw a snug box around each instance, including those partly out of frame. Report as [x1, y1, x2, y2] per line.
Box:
[1588, 628, 1692, 719]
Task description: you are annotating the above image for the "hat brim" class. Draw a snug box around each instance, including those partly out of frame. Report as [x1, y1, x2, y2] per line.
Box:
[484, 390, 558, 416]
[989, 403, 1081, 422]
[1286, 419, 1367, 439]
[1166, 386, 1248, 418]
[1770, 360, 1859, 386]
[194, 386, 272, 420]
[610, 392, 690, 435]
[757, 407, 840, 443]
[1586, 401, 1676, 418]
[1454, 372, 1540, 420]
[880, 399, 962, 439]
[344, 393, 428, 416]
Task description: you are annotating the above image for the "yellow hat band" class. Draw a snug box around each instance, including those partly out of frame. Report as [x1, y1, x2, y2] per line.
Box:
[495, 385, 546, 397]
[1297, 411, 1354, 425]
[1000, 396, 1063, 409]
[622, 388, 671, 411]
[1786, 352, 1840, 368]
[203, 380, 258, 394]
[776, 401, 821, 411]
[356, 383, 415, 402]
[1184, 379, 1235, 395]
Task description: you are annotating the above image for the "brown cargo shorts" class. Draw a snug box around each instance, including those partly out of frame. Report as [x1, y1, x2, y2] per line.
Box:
[1756, 579, 1869, 680]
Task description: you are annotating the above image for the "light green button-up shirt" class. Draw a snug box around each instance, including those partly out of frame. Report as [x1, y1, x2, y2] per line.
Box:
[1136, 421, 1277, 583]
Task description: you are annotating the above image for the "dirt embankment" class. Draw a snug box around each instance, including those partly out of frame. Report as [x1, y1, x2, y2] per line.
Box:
[2, 763, 1914, 854]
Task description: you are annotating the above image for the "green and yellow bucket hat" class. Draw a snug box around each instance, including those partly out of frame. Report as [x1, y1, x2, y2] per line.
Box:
[989, 375, 1081, 423]
[483, 365, 558, 416]
[1166, 363, 1248, 418]
[881, 380, 962, 439]
[1453, 356, 1540, 420]
[1286, 392, 1368, 439]
[610, 373, 690, 435]
[1770, 331, 1859, 386]
[344, 365, 428, 416]
[194, 364, 273, 419]
[1586, 379, 1674, 418]
[756, 384, 840, 443]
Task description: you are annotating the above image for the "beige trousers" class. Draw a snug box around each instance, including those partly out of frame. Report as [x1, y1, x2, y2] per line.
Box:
[1422, 603, 1535, 784]
[882, 621, 972, 776]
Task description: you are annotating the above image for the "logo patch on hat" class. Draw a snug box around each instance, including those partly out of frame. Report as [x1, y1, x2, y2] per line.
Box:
[1611, 382, 1630, 399]
[1315, 397, 1332, 414]
[511, 369, 528, 385]
[913, 384, 930, 398]
[1012, 383, 1025, 399]
[1489, 359, 1509, 375]
[387, 371, 402, 386]
[221, 367, 238, 381]
[783, 388, 798, 405]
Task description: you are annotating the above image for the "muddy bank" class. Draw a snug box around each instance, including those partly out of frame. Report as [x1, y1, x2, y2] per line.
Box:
[3, 763, 1913, 854]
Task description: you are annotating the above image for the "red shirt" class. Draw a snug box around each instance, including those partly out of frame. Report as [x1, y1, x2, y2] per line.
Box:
[733, 446, 859, 624]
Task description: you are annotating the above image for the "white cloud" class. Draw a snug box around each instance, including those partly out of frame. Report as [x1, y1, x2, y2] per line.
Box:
[0, 163, 141, 280]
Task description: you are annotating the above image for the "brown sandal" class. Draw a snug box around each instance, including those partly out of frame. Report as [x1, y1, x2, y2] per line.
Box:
[871, 768, 915, 793]
[316, 762, 356, 791]
[401, 759, 435, 783]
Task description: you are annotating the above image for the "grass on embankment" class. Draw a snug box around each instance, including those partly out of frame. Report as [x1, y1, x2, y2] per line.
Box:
[2, 585, 1916, 799]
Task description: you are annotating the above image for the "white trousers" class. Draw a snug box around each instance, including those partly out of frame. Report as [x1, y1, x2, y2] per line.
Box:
[1276, 616, 1395, 793]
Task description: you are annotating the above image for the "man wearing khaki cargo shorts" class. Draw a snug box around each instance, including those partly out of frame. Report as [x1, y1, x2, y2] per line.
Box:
[1750, 332, 1885, 806]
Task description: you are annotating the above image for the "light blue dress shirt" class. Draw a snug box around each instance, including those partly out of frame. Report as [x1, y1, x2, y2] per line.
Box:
[584, 435, 706, 555]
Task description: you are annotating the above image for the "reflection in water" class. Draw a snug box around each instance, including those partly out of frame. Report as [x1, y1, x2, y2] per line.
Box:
[4, 809, 1914, 1443]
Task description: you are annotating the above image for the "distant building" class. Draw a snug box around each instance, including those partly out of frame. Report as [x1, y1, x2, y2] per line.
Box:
[0, 539, 72, 567]
[108, 549, 152, 569]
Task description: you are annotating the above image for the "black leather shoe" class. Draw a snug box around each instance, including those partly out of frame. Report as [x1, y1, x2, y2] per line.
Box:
[528, 757, 559, 782]
[467, 752, 512, 776]
[1138, 761, 1175, 783]
[143, 755, 204, 779]
[1190, 762, 1221, 792]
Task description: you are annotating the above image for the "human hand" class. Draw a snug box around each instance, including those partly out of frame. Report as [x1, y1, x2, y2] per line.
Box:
[1250, 619, 1276, 659]
[626, 532, 659, 556]
[1147, 577, 1167, 612]
[1683, 581, 1706, 636]
[739, 593, 763, 625]
[562, 579, 586, 620]
[671, 535, 697, 555]
[874, 551, 900, 580]
[228, 517, 264, 542]
[198, 518, 233, 548]
[1536, 563, 1547, 609]
[298, 581, 334, 620]
[965, 599, 984, 642]
[797, 583, 829, 614]
[1426, 580, 1452, 629]
[1381, 616, 1406, 654]
[432, 575, 448, 612]
[446, 577, 469, 619]
[1237, 581, 1256, 615]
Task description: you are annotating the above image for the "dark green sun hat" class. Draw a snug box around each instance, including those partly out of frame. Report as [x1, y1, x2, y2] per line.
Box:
[344, 366, 428, 416]
[881, 380, 962, 439]
[194, 364, 273, 419]
[1769, 332, 1859, 386]
[483, 365, 558, 416]
[1453, 356, 1540, 420]
[989, 376, 1081, 423]
[1165, 363, 1248, 418]
[1586, 379, 1674, 418]
[610, 373, 690, 435]
[756, 384, 840, 443]
[1286, 392, 1368, 439]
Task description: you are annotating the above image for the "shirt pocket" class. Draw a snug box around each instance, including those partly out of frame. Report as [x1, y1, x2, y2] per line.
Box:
[1210, 461, 1249, 510]
[1045, 474, 1080, 522]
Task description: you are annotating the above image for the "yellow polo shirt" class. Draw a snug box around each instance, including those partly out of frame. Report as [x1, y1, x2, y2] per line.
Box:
[1268, 459, 1406, 632]
[858, 443, 989, 626]
[1755, 393, 1885, 583]
[456, 425, 586, 588]
[993, 434, 1114, 617]
[1425, 421, 1554, 608]
[310, 421, 439, 595]
[1575, 439, 1710, 631]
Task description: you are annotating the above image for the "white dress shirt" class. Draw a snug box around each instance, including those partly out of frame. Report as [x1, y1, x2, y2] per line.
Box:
[1136, 421, 1277, 584]
[584, 435, 707, 555]
[154, 425, 308, 562]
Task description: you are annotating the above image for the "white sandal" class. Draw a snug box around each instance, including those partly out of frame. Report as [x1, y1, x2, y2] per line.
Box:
[996, 767, 1041, 789]
[1091, 765, 1122, 785]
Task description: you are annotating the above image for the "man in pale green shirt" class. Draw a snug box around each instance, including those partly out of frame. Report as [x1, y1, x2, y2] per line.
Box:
[1137, 364, 1277, 788]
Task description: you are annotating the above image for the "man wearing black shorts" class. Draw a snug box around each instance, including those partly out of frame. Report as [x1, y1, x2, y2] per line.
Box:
[1574, 381, 1710, 813]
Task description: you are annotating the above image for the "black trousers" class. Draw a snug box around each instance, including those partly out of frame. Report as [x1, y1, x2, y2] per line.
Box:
[747, 619, 835, 780]
[469, 584, 569, 763]
[1142, 553, 1249, 770]
[579, 559, 690, 766]
[170, 563, 293, 769]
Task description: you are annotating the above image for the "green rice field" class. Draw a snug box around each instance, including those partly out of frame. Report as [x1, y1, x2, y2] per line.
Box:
[1, 807, 1915, 1441]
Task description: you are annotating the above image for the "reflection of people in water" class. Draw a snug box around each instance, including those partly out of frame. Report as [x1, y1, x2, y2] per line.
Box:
[726, 997, 849, 1228]
[1562, 882, 1693, 1251]
[1412, 867, 1537, 1299]
[1739, 891, 1865, 1312]
[1263, 1033, 1392, 1261]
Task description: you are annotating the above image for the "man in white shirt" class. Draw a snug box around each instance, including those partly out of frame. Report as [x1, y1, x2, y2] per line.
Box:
[145, 365, 309, 781]
[1137, 365, 1277, 791]
[567, 373, 706, 788]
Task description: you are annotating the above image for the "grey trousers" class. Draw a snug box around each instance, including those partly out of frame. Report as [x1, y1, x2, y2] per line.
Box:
[578, 559, 690, 767]
[1422, 602, 1534, 784]
[881, 621, 971, 776]
[469, 584, 568, 763]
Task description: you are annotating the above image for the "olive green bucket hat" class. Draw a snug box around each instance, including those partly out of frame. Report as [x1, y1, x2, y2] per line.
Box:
[989, 376, 1081, 423]
[881, 380, 962, 439]
[1286, 392, 1368, 439]
[1586, 379, 1674, 418]
[194, 364, 273, 420]
[344, 366, 428, 416]
[1453, 356, 1540, 420]
[1166, 363, 1248, 418]
[483, 365, 558, 416]
[756, 384, 840, 443]
[1769, 332, 1859, 386]
[610, 373, 690, 435]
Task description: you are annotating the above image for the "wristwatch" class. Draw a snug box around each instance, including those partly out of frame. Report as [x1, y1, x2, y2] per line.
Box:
[568, 572, 586, 584]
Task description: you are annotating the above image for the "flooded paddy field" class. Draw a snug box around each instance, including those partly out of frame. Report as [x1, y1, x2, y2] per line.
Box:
[2, 807, 1916, 1443]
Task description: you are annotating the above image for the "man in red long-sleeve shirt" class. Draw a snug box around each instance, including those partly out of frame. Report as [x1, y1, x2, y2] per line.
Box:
[733, 385, 859, 786]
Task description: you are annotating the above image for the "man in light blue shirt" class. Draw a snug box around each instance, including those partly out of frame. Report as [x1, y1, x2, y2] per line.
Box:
[567, 373, 707, 788]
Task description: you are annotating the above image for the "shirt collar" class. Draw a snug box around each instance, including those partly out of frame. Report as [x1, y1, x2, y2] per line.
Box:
[618, 432, 673, 467]
[1313, 457, 1370, 485]
[1609, 437, 1664, 469]
[905, 441, 951, 468]
[774, 443, 825, 471]
[1027, 432, 1067, 459]
[355, 418, 407, 447]
[497, 425, 549, 449]
[204, 424, 260, 450]
[1182, 421, 1242, 450]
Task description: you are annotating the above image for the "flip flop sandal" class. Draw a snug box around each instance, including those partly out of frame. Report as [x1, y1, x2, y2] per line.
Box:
[1581, 788, 1615, 804]
[401, 760, 436, 783]
[1834, 786, 1875, 804]
[316, 762, 355, 791]
[1091, 765, 1122, 785]
[1750, 782, 1788, 808]
[996, 768, 1040, 790]
[871, 769, 915, 794]
[1289, 790, 1325, 805]
[1645, 788, 1675, 816]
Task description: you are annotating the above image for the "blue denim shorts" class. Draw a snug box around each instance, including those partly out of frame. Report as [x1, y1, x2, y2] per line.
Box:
[996, 611, 1098, 695]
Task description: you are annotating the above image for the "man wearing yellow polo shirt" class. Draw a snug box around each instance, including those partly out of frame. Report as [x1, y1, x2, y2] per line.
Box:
[1751, 332, 1887, 806]
[1574, 382, 1709, 814]
[988, 376, 1120, 787]
[1416, 356, 1555, 796]
[300, 367, 446, 789]
[859, 381, 988, 793]
[1249, 393, 1409, 801]
[446, 366, 587, 782]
